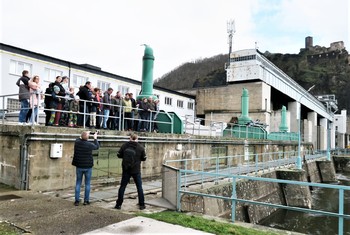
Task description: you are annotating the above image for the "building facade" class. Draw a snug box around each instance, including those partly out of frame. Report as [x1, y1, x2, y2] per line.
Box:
[197, 49, 338, 150]
[0, 43, 195, 120]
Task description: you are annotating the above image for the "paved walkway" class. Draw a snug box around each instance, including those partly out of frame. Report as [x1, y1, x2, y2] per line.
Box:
[0, 179, 304, 234]
[0, 180, 212, 234]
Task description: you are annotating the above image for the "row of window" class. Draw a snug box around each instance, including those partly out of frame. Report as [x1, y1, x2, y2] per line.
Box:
[9, 59, 195, 110]
[230, 54, 256, 63]
[165, 97, 194, 109]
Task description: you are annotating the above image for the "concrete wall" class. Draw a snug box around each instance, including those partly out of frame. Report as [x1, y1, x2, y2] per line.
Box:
[178, 157, 341, 224]
[0, 124, 308, 191]
[196, 82, 265, 123]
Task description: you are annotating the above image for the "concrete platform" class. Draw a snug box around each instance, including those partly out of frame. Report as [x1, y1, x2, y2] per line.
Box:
[0, 179, 305, 235]
[82, 216, 213, 234]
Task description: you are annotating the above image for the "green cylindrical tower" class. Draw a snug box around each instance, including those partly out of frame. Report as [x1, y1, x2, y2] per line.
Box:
[137, 44, 156, 100]
[238, 88, 251, 124]
[279, 105, 288, 132]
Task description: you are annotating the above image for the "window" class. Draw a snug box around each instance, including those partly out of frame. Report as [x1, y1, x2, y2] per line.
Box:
[177, 100, 184, 108]
[230, 55, 256, 63]
[72, 74, 88, 87]
[44, 68, 63, 82]
[97, 80, 111, 92]
[10, 60, 32, 76]
[118, 85, 129, 96]
[187, 102, 194, 110]
[165, 97, 172, 106]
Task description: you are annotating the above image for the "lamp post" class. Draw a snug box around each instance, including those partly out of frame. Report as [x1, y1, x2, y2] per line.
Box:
[297, 85, 315, 170]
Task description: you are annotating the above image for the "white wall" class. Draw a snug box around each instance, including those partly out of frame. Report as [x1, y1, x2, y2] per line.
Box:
[0, 48, 195, 120]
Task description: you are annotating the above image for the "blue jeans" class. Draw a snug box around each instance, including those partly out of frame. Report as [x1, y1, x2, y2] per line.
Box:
[102, 109, 110, 128]
[30, 106, 38, 124]
[19, 99, 29, 123]
[75, 167, 92, 202]
[116, 171, 144, 207]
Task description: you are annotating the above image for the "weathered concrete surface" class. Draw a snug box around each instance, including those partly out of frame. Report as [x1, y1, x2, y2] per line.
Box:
[0, 190, 134, 235]
[0, 124, 306, 192]
[303, 160, 322, 183]
[180, 172, 285, 224]
[276, 169, 312, 209]
[195, 82, 266, 124]
[317, 160, 336, 182]
[333, 155, 350, 173]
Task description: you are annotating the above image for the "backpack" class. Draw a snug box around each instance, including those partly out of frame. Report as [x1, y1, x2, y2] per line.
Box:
[122, 145, 136, 170]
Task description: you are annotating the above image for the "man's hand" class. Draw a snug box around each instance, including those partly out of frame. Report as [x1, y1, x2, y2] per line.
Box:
[93, 132, 98, 139]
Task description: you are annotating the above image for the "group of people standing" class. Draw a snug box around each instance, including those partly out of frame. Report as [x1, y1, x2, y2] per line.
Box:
[72, 132, 147, 210]
[16, 70, 160, 132]
[69, 82, 160, 132]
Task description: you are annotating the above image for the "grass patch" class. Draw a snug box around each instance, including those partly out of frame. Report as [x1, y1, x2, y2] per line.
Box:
[0, 222, 24, 235]
[139, 211, 277, 235]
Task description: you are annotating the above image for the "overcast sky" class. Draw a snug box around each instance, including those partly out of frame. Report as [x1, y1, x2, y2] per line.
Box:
[1, 0, 349, 81]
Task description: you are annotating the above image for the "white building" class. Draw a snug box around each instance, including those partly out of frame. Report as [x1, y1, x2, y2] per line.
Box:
[0, 43, 195, 121]
[225, 49, 336, 150]
[334, 109, 348, 148]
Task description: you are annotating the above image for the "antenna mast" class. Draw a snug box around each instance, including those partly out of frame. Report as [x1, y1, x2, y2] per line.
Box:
[227, 19, 236, 68]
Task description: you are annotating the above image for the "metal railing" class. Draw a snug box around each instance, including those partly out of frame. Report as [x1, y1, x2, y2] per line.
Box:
[165, 150, 326, 186]
[0, 92, 174, 132]
[177, 169, 350, 235]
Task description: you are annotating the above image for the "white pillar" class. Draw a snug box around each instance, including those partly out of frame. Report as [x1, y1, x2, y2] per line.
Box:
[307, 112, 317, 147]
[288, 101, 298, 132]
[320, 118, 327, 150]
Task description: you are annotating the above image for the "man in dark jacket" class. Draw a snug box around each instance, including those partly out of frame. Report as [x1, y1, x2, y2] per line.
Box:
[52, 76, 66, 125]
[115, 133, 147, 210]
[16, 70, 30, 124]
[72, 131, 99, 206]
[76, 81, 93, 127]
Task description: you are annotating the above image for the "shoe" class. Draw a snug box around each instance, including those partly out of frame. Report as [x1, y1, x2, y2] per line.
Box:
[74, 201, 79, 206]
[83, 201, 90, 205]
[18, 122, 24, 125]
[139, 205, 146, 210]
[114, 205, 121, 210]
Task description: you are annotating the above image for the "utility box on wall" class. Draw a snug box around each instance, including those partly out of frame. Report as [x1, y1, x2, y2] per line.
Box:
[50, 143, 63, 158]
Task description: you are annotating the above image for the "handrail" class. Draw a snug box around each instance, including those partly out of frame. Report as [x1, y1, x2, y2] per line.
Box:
[0, 92, 173, 132]
[177, 169, 350, 235]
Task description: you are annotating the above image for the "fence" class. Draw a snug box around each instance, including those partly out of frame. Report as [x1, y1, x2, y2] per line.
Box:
[0, 92, 174, 133]
[177, 169, 350, 235]
[164, 149, 326, 186]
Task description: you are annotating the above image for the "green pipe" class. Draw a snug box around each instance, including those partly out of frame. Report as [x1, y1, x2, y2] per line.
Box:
[279, 106, 288, 132]
[137, 45, 156, 100]
[238, 88, 251, 124]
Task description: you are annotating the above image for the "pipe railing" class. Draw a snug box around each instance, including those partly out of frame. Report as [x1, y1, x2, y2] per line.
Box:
[164, 150, 321, 183]
[0, 92, 174, 133]
[177, 169, 350, 235]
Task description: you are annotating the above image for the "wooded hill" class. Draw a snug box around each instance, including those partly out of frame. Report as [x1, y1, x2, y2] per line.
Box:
[154, 48, 350, 111]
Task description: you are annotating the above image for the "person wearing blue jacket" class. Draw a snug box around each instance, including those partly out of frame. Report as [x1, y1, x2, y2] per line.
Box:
[72, 131, 99, 206]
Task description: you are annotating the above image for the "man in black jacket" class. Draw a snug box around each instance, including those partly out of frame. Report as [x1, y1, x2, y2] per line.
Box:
[76, 81, 93, 127]
[115, 133, 147, 210]
[72, 131, 99, 206]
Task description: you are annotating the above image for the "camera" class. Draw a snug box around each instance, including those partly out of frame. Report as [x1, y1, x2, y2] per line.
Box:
[90, 131, 99, 135]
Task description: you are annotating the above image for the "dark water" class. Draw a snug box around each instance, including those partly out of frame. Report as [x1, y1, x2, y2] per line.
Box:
[260, 173, 350, 234]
